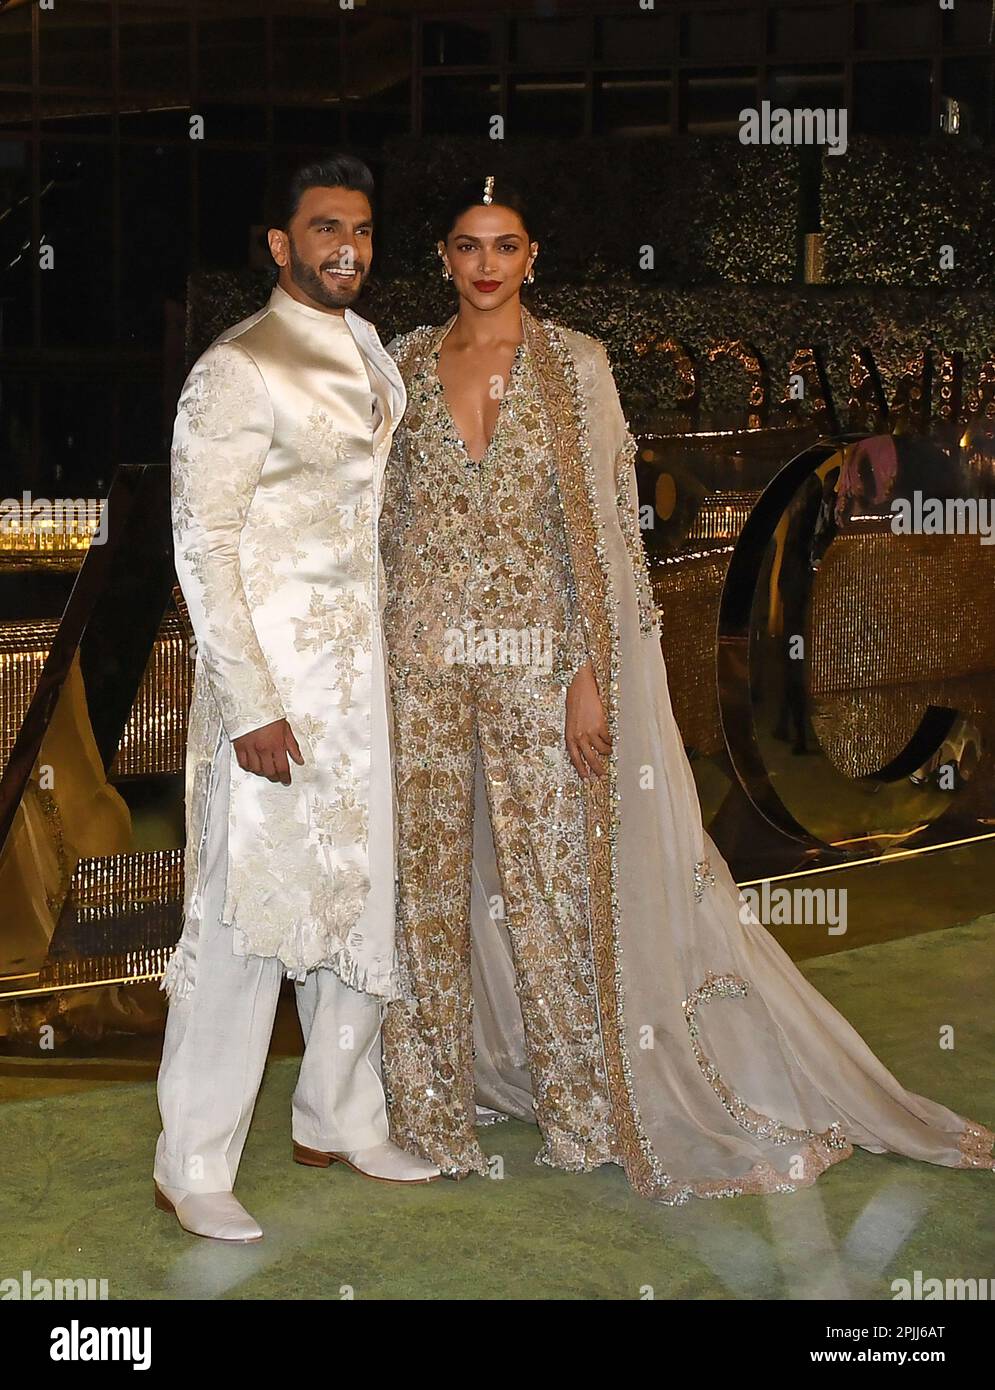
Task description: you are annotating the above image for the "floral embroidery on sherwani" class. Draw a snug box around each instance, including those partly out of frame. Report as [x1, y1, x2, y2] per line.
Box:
[170, 343, 286, 743]
[295, 405, 349, 472]
[163, 288, 406, 1003]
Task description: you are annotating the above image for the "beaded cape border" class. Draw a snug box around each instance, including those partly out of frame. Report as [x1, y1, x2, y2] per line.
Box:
[523, 308, 662, 1197]
[524, 310, 858, 1203]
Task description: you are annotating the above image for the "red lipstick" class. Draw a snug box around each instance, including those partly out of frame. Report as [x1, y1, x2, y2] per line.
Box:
[473, 280, 501, 292]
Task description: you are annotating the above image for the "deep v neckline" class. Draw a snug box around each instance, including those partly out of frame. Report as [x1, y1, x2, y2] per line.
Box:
[432, 316, 526, 467]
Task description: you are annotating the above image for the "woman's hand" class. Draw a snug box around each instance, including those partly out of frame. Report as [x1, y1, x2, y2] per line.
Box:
[565, 660, 611, 782]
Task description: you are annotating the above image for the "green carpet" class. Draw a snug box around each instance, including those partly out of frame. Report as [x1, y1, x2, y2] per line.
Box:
[1, 916, 993, 1300]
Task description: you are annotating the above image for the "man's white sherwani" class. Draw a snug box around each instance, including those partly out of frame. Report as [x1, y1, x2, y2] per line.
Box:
[162, 284, 406, 1002]
[155, 284, 407, 1197]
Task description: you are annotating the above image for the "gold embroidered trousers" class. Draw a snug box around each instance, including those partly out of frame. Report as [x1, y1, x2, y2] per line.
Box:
[382, 662, 618, 1177]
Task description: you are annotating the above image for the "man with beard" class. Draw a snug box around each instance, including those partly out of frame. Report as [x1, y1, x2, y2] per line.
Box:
[154, 155, 439, 1242]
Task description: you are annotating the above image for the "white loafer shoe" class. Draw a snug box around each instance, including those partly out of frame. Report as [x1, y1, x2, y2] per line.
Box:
[154, 1183, 263, 1241]
[292, 1139, 441, 1183]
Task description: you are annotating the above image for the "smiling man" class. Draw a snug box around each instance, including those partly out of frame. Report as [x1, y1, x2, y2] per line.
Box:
[154, 155, 439, 1243]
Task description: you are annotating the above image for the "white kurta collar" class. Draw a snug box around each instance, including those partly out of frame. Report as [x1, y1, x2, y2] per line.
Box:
[266, 281, 406, 460]
[269, 282, 350, 325]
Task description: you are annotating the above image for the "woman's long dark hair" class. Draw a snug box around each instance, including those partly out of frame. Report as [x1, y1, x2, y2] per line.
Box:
[437, 177, 535, 242]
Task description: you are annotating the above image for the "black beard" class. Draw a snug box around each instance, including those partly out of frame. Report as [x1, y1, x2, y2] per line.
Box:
[288, 240, 365, 308]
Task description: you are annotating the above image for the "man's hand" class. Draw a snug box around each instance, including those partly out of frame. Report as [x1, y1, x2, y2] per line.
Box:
[233, 719, 304, 785]
[565, 660, 611, 782]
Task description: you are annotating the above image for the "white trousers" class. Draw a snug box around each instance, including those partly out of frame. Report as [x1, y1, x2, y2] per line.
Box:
[154, 734, 391, 1194]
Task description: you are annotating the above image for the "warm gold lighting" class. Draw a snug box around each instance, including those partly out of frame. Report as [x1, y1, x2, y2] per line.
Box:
[0, 500, 104, 570]
[0, 614, 191, 776]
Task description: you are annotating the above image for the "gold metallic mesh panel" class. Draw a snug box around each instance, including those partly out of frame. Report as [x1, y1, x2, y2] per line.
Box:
[810, 529, 995, 692]
[808, 530, 995, 777]
[35, 849, 185, 990]
[71, 847, 184, 918]
[110, 614, 191, 777]
[0, 621, 59, 769]
[37, 942, 177, 990]
[0, 615, 192, 776]
[651, 548, 732, 755]
[686, 491, 760, 542]
[810, 677, 991, 779]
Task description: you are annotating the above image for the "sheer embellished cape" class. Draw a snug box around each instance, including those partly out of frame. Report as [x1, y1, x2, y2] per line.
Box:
[391, 306, 995, 1203]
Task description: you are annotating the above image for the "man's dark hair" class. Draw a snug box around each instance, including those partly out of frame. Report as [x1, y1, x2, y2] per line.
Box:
[275, 154, 375, 230]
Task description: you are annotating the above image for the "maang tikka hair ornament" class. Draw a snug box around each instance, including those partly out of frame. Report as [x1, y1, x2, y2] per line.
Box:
[479, 173, 536, 283]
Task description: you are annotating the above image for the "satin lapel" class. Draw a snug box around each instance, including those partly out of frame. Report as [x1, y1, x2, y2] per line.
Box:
[345, 309, 407, 456]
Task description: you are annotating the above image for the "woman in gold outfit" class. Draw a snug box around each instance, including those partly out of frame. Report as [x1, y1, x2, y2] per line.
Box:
[378, 176, 995, 1203]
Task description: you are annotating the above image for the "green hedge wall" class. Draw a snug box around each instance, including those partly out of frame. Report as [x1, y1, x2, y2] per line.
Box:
[379, 280, 995, 420]
[376, 135, 801, 286]
[821, 136, 995, 288]
[185, 135, 995, 421]
[188, 271, 995, 423]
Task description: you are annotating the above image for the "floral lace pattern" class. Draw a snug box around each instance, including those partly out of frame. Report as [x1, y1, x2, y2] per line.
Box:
[171, 343, 286, 742]
[165, 301, 402, 999]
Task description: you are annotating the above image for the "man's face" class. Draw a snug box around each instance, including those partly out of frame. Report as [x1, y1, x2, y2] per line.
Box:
[268, 185, 373, 312]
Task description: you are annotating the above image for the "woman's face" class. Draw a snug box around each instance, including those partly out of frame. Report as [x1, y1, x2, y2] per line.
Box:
[438, 204, 538, 312]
